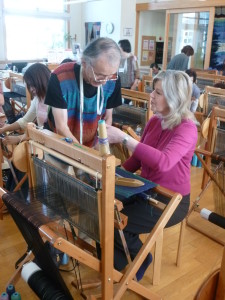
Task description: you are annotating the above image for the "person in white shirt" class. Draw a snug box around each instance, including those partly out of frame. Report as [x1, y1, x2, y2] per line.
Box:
[0, 63, 51, 145]
[185, 69, 200, 113]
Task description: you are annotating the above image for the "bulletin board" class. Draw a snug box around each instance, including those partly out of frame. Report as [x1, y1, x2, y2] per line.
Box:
[140, 36, 156, 66]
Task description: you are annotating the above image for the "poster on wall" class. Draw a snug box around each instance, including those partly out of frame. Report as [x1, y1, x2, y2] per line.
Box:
[210, 7, 225, 71]
[140, 36, 156, 66]
[85, 22, 101, 45]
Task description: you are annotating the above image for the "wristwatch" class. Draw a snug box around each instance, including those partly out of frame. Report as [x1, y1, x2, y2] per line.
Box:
[122, 135, 129, 146]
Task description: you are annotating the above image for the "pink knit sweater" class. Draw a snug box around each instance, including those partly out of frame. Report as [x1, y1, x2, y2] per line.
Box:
[123, 115, 198, 196]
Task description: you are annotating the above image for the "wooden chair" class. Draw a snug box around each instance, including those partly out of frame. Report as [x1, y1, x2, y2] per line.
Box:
[140, 75, 154, 93]
[142, 197, 186, 286]
[193, 208, 225, 300]
[194, 248, 225, 300]
[194, 247, 225, 300]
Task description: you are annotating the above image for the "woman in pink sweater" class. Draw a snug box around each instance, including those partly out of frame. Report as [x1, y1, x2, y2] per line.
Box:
[107, 70, 198, 280]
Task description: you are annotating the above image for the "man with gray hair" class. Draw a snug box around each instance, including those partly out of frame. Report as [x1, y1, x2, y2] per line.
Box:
[45, 37, 122, 147]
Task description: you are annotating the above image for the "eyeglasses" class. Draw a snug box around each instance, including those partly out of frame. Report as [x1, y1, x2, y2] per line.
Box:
[90, 65, 118, 83]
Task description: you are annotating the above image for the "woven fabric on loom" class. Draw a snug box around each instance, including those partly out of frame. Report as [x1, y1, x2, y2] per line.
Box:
[115, 167, 157, 201]
[27, 156, 100, 242]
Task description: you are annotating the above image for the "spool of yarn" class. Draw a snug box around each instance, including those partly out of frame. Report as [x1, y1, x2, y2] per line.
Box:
[98, 120, 110, 156]
[61, 253, 69, 265]
[21, 261, 41, 283]
[11, 293, 21, 300]
[6, 285, 15, 299]
[0, 292, 9, 300]
[197, 155, 202, 168]
[21, 262, 68, 300]
[200, 208, 225, 229]
[191, 153, 198, 167]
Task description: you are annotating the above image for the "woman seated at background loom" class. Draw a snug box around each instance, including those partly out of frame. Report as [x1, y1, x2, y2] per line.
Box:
[0, 63, 51, 191]
[185, 68, 200, 113]
[106, 70, 198, 280]
[150, 62, 161, 77]
[0, 63, 51, 144]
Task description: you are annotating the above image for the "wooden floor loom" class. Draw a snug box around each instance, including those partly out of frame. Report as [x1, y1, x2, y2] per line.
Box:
[187, 106, 225, 246]
[187, 148, 225, 246]
[113, 88, 153, 138]
[0, 123, 182, 299]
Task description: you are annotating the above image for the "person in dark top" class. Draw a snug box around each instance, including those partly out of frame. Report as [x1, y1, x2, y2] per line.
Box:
[118, 39, 140, 92]
[45, 37, 122, 147]
[220, 58, 225, 76]
[167, 45, 194, 71]
[214, 82, 225, 89]
[185, 68, 200, 112]
[150, 62, 161, 77]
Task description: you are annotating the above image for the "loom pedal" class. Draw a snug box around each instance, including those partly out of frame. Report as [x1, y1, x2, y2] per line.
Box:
[72, 277, 101, 298]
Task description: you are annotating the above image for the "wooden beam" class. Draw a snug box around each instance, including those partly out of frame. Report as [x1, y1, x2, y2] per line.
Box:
[204, 7, 215, 69]
[136, 1, 225, 11]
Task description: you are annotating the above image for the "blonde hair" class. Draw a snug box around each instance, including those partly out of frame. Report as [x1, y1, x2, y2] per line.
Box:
[153, 70, 198, 129]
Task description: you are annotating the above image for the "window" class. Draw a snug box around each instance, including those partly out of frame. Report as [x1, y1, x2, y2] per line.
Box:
[167, 11, 209, 69]
[1, 0, 70, 61]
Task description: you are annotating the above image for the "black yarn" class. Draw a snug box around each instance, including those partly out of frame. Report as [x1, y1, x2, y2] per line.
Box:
[27, 270, 68, 300]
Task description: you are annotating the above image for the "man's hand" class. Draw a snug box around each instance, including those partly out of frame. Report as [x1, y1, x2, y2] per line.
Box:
[52, 107, 79, 143]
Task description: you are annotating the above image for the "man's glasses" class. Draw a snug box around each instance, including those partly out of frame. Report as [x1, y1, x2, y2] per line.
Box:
[90, 65, 118, 83]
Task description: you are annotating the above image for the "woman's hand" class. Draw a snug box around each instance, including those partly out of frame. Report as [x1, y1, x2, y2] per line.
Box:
[2, 135, 22, 145]
[106, 125, 139, 153]
[106, 125, 125, 144]
[0, 124, 8, 135]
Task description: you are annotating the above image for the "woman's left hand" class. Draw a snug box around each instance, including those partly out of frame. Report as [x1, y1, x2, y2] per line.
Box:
[2, 135, 21, 145]
[106, 125, 125, 144]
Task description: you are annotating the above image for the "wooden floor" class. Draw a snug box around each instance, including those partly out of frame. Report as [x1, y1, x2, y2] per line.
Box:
[0, 166, 224, 299]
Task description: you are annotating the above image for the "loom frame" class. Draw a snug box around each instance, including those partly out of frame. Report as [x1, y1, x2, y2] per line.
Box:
[1, 123, 183, 299]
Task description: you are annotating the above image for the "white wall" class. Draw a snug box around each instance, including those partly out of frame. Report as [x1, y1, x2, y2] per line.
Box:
[120, 0, 136, 52]
[70, 1, 165, 68]
[0, 5, 5, 61]
[138, 10, 165, 69]
[70, 0, 122, 51]
[70, 0, 137, 55]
